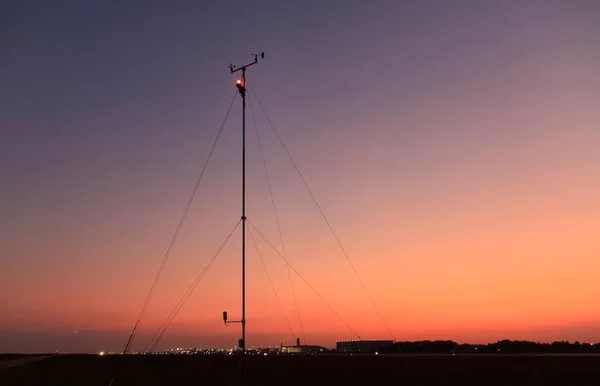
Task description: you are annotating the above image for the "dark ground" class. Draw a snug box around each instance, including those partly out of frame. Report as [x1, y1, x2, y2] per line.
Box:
[1, 354, 599, 386]
[0, 355, 39, 361]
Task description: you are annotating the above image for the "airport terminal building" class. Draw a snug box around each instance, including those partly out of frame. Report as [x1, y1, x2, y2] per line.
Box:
[281, 345, 326, 354]
[281, 338, 326, 354]
[336, 340, 395, 354]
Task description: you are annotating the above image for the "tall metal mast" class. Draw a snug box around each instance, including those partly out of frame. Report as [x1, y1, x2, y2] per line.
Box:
[223, 52, 264, 378]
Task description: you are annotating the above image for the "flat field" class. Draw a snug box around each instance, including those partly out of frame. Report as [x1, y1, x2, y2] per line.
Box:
[1, 354, 599, 386]
[0, 355, 39, 361]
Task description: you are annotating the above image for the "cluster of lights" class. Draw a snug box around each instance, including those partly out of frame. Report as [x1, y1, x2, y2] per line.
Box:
[94, 341, 597, 357]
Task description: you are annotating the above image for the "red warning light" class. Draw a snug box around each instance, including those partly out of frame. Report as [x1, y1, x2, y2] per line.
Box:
[235, 78, 246, 96]
[235, 78, 246, 95]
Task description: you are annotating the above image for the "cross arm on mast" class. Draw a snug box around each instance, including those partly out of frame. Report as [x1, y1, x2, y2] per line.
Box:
[229, 52, 264, 74]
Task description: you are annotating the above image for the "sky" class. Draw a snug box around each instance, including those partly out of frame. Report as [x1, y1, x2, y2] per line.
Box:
[1, 0, 599, 353]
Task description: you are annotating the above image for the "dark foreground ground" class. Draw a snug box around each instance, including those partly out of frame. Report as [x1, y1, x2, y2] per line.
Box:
[1, 354, 599, 386]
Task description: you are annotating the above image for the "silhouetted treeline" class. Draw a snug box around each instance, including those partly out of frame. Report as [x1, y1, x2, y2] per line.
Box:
[377, 340, 600, 354]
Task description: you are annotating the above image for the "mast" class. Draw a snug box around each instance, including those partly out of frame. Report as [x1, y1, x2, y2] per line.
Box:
[223, 52, 264, 378]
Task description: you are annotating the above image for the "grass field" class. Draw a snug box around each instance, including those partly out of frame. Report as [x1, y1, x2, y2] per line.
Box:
[0, 355, 40, 361]
[1, 354, 599, 385]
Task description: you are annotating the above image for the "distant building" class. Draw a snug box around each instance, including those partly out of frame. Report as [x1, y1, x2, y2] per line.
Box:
[281, 345, 325, 354]
[336, 340, 395, 354]
[280, 338, 325, 354]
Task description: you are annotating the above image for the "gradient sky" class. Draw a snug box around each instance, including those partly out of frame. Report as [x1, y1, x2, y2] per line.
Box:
[1, 0, 599, 353]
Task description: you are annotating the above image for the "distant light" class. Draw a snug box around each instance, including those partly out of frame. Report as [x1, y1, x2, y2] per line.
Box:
[99, 351, 105, 356]
[236, 79, 242, 84]
[375, 352, 378, 355]
[263, 352, 268, 356]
